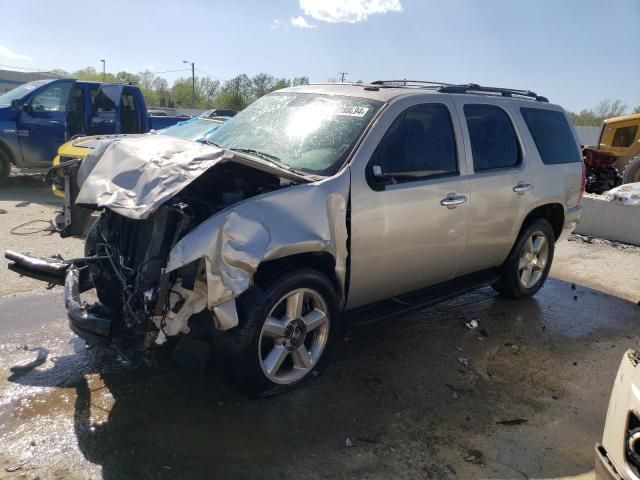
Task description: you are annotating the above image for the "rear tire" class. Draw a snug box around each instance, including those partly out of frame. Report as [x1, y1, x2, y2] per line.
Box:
[493, 218, 555, 299]
[0, 151, 10, 186]
[224, 268, 339, 397]
[623, 155, 640, 184]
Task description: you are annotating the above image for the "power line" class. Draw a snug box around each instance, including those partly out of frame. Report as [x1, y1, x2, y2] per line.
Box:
[194, 68, 227, 82]
[152, 68, 191, 74]
[338, 72, 348, 83]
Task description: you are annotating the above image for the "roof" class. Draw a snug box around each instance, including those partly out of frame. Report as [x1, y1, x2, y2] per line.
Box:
[604, 112, 640, 125]
[280, 81, 555, 106]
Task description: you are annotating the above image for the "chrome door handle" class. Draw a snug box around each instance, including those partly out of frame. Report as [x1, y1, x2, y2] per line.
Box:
[513, 183, 532, 194]
[440, 194, 467, 208]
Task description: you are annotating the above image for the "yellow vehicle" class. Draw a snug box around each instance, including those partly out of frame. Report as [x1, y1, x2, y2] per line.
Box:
[597, 113, 640, 183]
[51, 136, 109, 197]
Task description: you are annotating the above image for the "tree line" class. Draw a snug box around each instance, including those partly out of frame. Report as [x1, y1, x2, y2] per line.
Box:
[51, 67, 310, 110]
[567, 99, 640, 127]
[51, 67, 640, 122]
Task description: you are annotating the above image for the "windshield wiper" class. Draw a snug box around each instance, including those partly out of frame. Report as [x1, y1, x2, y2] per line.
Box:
[201, 139, 221, 148]
[229, 147, 300, 174]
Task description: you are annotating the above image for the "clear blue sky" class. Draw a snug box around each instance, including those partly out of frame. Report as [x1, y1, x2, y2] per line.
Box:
[1, 0, 638, 112]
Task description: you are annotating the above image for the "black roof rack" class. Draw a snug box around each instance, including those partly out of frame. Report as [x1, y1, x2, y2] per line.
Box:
[367, 80, 548, 102]
[437, 83, 549, 102]
[371, 79, 454, 87]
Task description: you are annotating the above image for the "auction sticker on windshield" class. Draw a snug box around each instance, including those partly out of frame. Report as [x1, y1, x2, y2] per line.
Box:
[333, 105, 370, 117]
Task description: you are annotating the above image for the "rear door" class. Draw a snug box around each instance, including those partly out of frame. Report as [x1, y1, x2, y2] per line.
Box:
[88, 84, 124, 135]
[119, 87, 145, 133]
[453, 100, 534, 275]
[17, 80, 74, 166]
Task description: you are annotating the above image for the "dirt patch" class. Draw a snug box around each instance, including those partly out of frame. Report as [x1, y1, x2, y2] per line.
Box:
[0, 177, 83, 297]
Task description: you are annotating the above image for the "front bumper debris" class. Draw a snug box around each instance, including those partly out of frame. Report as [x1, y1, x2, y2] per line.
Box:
[5, 250, 116, 345]
[5, 250, 70, 285]
[64, 266, 116, 345]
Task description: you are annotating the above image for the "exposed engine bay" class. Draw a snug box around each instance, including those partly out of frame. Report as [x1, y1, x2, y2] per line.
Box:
[84, 163, 293, 343]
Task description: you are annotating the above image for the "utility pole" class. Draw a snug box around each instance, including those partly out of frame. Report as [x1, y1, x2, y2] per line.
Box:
[100, 59, 105, 81]
[183, 60, 195, 108]
[338, 72, 348, 83]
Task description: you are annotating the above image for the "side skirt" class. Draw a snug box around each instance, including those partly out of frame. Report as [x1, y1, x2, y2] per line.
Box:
[341, 269, 500, 327]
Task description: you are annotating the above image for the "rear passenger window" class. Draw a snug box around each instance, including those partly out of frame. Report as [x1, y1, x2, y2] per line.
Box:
[521, 108, 582, 164]
[611, 126, 638, 148]
[464, 105, 520, 171]
[372, 104, 458, 182]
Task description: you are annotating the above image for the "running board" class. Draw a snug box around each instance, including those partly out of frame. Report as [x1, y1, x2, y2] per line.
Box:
[342, 269, 500, 327]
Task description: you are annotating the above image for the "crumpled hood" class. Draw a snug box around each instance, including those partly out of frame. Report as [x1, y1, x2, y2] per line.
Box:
[75, 135, 309, 220]
[76, 135, 231, 219]
[71, 133, 145, 150]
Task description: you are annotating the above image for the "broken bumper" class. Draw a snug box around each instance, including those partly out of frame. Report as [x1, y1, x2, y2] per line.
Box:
[5, 250, 69, 285]
[5, 250, 116, 345]
[595, 444, 626, 480]
[64, 266, 116, 345]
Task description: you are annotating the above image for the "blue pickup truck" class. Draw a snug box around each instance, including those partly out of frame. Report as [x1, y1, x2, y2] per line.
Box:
[0, 79, 187, 184]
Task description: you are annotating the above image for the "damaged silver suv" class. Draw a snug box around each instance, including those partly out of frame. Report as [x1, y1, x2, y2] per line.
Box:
[5, 81, 584, 396]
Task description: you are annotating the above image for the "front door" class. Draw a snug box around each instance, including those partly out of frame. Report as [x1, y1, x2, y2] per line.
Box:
[347, 100, 471, 309]
[17, 80, 73, 166]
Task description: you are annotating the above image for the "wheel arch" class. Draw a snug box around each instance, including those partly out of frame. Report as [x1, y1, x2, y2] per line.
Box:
[521, 203, 565, 240]
[254, 251, 343, 304]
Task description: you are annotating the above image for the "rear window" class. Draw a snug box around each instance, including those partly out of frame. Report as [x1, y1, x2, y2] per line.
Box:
[520, 108, 581, 164]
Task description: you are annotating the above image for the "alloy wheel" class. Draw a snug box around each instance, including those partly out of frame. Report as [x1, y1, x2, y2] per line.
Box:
[258, 288, 330, 385]
[518, 230, 549, 289]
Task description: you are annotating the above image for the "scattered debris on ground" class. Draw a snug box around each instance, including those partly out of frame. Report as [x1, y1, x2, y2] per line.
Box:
[569, 233, 640, 251]
[464, 449, 484, 465]
[496, 418, 529, 426]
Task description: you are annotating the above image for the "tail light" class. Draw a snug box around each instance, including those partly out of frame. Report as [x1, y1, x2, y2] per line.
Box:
[578, 163, 586, 203]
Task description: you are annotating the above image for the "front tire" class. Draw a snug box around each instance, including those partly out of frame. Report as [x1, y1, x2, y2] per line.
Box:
[493, 218, 555, 299]
[0, 152, 10, 186]
[225, 269, 338, 397]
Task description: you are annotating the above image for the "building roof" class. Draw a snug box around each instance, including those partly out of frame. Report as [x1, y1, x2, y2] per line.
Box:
[0, 69, 61, 86]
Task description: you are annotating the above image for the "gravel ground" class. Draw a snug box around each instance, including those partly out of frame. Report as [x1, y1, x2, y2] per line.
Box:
[0, 175, 83, 297]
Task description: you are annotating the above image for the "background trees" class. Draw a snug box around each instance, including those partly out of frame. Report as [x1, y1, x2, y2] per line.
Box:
[53, 66, 309, 110]
[567, 99, 636, 127]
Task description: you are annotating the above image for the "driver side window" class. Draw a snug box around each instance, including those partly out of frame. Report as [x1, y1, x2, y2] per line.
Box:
[30, 82, 72, 112]
[372, 103, 458, 182]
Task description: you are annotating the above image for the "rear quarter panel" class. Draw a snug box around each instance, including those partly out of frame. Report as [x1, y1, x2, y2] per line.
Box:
[512, 102, 583, 221]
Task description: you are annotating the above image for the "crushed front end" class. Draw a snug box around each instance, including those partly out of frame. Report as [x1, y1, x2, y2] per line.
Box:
[5, 133, 349, 351]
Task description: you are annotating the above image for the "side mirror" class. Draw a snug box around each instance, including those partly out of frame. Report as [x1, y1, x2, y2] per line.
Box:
[10, 99, 25, 112]
[368, 164, 394, 191]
